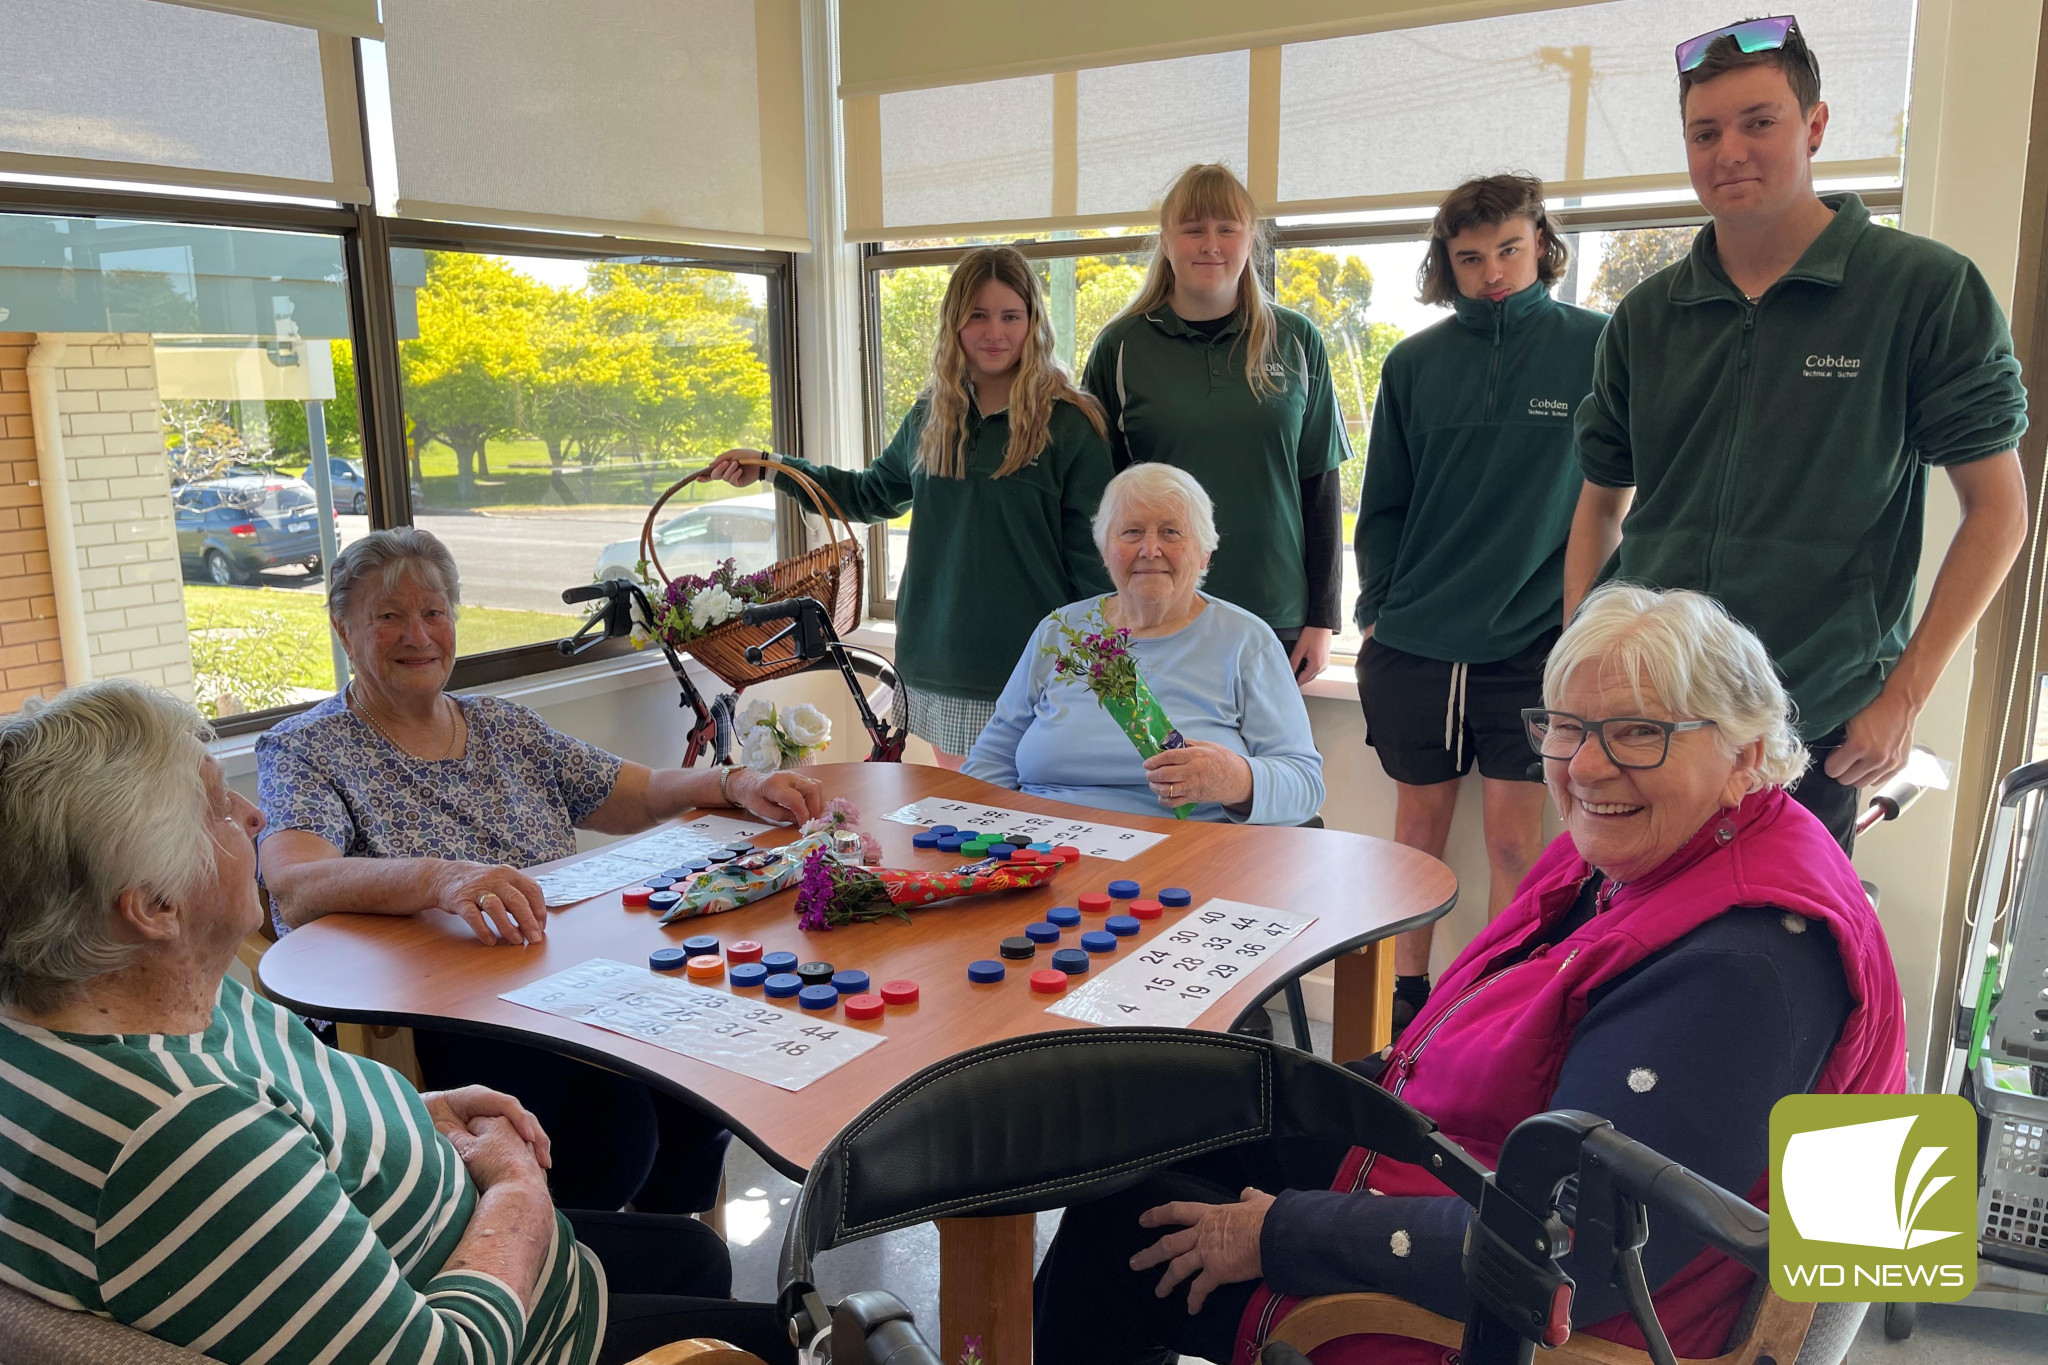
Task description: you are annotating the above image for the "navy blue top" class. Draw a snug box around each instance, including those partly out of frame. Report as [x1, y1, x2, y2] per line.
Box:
[1261, 882, 1852, 1328]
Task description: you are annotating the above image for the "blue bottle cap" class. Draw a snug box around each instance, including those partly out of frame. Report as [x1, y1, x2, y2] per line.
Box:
[650, 947, 689, 971]
[683, 934, 718, 956]
[644, 876, 676, 892]
[762, 951, 800, 973]
[688, 858, 713, 873]
[1028, 842, 1054, 853]
[1050, 947, 1090, 975]
[953, 830, 980, 842]
[1024, 921, 1061, 943]
[1080, 930, 1117, 954]
[1159, 887, 1193, 908]
[707, 848, 738, 863]
[662, 867, 695, 880]
[832, 969, 871, 995]
[1046, 905, 1082, 927]
[1107, 880, 1141, 899]
[988, 842, 1016, 860]
[967, 959, 1006, 983]
[937, 835, 965, 853]
[913, 831, 941, 849]
[1105, 915, 1141, 937]
[931, 824, 958, 836]
[724, 842, 755, 854]
[764, 973, 804, 998]
[647, 890, 682, 915]
[799, 984, 840, 1011]
[730, 962, 769, 989]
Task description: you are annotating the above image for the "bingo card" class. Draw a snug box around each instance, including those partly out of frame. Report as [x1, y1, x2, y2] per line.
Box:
[531, 814, 774, 906]
[501, 958, 882, 1091]
[1046, 899, 1316, 1028]
[882, 798, 1170, 861]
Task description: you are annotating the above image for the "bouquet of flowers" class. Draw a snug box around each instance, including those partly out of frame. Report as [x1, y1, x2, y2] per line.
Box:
[638, 556, 777, 650]
[794, 846, 1064, 930]
[657, 798, 875, 923]
[1042, 607, 1195, 819]
[735, 697, 832, 771]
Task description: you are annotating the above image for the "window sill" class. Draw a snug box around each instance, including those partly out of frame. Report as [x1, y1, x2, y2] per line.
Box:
[210, 649, 682, 780]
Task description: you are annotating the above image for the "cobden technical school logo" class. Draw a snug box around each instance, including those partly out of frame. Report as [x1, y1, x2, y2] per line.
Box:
[1770, 1095, 1977, 1302]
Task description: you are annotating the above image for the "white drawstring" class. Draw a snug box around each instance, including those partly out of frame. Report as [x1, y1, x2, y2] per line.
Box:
[1443, 662, 1469, 769]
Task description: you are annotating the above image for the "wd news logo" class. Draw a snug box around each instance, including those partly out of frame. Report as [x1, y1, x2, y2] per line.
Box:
[1770, 1095, 1977, 1302]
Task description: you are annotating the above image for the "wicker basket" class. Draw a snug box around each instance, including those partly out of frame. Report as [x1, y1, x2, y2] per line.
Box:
[639, 456, 864, 689]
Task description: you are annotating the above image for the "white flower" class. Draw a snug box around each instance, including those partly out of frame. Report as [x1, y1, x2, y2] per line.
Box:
[690, 585, 738, 631]
[740, 725, 782, 772]
[778, 702, 831, 750]
[736, 697, 775, 732]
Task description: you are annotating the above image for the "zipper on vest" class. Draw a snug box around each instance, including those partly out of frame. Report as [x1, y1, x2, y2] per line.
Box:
[1707, 300, 1759, 586]
[1485, 303, 1504, 419]
[1388, 958, 1534, 1093]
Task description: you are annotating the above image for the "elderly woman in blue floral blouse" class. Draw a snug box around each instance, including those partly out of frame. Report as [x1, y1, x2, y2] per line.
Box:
[257, 527, 824, 1218]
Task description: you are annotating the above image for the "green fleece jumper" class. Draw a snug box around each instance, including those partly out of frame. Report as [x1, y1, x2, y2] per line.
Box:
[1575, 194, 2029, 738]
[1355, 280, 1606, 662]
[1082, 304, 1352, 631]
[774, 397, 1113, 702]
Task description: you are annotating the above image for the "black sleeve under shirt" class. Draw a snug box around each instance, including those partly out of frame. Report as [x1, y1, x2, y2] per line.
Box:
[1300, 466, 1344, 631]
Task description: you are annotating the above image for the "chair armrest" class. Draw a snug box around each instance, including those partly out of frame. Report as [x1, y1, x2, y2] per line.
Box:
[0, 1283, 211, 1365]
[623, 1342, 771, 1365]
[1269, 1292, 1465, 1354]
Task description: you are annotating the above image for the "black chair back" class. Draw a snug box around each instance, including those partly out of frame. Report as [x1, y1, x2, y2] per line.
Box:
[777, 1027, 1485, 1291]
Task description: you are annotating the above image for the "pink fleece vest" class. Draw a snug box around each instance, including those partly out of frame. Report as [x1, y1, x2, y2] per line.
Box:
[1234, 788, 1907, 1365]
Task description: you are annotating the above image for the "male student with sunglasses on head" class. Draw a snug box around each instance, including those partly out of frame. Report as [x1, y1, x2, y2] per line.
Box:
[1565, 14, 2029, 851]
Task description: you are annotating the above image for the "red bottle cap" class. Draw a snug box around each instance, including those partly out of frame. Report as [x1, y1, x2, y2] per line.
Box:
[1030, 969, 1068, 994]
[845, 993, 885, 1020]
[1011, 849, 1040, 864]
[1130, 898, 1164, 920]
[1053, 846, 1082, 863]
[621, 885, 653, 908]
[727, 940, 764, 963]
[1078, 892, 1112, 914]
[880, 979, 920, 1005]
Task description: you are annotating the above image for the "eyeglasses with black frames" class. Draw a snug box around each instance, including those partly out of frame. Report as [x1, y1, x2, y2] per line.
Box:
[1522, 709, 1720, 770]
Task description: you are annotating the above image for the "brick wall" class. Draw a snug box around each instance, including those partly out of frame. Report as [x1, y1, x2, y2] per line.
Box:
[0, 333, 63, 714]
[44, 334, 194, 700]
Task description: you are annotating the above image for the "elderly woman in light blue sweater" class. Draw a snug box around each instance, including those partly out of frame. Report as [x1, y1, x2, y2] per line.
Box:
[966, 463, 1325, 824]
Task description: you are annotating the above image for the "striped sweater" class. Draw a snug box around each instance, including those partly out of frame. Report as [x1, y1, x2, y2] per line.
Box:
[0, 975, 603, 1365]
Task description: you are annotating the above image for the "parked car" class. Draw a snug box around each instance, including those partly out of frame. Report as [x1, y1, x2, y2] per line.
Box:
[309, 457, 421, 515]
[174, 475, 329, 586]
[591, 493, 778, 584]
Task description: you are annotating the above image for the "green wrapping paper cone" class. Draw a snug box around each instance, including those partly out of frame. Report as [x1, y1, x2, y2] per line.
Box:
[1044, 602, 1197, 820]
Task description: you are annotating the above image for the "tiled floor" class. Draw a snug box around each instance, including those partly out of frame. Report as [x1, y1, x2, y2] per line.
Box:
[717, 1010, 2048, 1364]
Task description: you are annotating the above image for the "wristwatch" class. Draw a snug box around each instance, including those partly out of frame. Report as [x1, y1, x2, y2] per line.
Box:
[716, 764, 738, 806]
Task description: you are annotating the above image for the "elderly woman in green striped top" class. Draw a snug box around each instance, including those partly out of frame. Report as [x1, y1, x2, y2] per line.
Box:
[0, 680, 794, 1365]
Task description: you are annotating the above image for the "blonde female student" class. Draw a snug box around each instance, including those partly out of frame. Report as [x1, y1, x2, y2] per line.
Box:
[1083, 163, 1353, 685]
[709, 246, 1113, 765]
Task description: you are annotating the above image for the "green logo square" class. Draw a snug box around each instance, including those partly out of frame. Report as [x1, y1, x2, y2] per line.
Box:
[1770, 1094, 1977, 1302]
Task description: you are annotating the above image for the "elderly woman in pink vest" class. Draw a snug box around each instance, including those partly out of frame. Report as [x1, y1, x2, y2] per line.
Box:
[1033, 583, 1906, 1365]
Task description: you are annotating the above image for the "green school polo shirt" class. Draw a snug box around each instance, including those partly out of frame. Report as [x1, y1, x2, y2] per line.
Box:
[775, 397, 1114, 702]
[1082, 303, 1352, 631]
[1356, 280, 1607, 662]
[1575, 194, 2029, 738]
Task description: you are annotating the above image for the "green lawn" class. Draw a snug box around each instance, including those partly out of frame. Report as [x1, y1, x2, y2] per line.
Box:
[184, 584, 580, 716]
[411, 438, 747, 512]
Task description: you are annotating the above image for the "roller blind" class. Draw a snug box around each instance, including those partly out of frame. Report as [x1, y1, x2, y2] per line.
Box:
[843, 0, 1912, 242]
[383, 0, 811, 253]
[0, 0, 368, 201]
[153, 0, 381, 39]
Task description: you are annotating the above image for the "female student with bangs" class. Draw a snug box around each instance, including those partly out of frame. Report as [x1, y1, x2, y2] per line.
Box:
[1083, 163, 1352, 684]
[709, 246, 1113, 765]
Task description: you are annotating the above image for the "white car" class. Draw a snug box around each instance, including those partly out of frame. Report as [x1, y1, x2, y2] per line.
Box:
[592, 492, 779, 585]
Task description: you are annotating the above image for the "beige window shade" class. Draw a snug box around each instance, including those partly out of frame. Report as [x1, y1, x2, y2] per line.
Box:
[844, 0, 1912, 242]
[383, 0, 810, 253]
[0, 0, 367, 201]
[152, 0, 381, 39]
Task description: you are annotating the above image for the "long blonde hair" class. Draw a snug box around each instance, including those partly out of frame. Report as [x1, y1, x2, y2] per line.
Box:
[917, 246, 1106, 480]
[1113, 164, 1286, 400]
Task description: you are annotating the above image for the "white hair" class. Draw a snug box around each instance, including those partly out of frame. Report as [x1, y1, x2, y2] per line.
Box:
[328, 527, 462, 626]
[1092, 462, 1222, 560]
[0, 680, 217, 1012]
[1547, 583, 1807, 788]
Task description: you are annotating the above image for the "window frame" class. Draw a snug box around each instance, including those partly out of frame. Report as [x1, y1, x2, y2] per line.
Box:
[0, 185, 803, 735]
[854, 188, 1903, 641]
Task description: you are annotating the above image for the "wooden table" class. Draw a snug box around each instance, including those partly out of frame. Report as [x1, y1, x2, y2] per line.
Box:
[259, 764, 1455, 1363]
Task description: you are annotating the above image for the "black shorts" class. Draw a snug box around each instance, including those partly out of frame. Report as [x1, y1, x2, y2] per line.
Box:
[1358, 628, 1558, 786]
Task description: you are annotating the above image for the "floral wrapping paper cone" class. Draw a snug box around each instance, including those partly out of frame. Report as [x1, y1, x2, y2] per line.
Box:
[795, 847, 1063, 929]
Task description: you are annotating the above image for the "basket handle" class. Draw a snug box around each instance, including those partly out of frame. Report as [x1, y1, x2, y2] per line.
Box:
[639, 455, 859, 591]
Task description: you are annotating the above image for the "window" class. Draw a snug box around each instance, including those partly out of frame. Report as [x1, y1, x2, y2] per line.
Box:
[866, 239, 1147, 602]
[389, 244, 789, 657]
[0, 211, 366, 722]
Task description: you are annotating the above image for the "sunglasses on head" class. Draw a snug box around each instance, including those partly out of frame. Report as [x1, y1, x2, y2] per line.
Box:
[1675, 14, 1801, 73]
